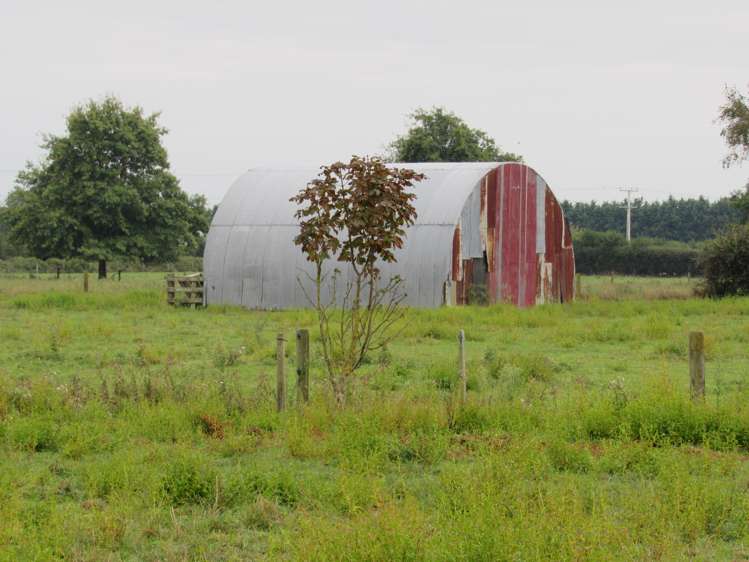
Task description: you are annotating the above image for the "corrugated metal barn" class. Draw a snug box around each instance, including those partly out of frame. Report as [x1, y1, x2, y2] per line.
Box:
[204, 162, 575, 309]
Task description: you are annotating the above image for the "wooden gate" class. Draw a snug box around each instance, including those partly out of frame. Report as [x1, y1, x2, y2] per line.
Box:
[166, 273, 204, 307]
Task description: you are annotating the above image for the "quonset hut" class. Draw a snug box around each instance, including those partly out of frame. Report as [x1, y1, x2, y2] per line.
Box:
[203, 162, 575, 309]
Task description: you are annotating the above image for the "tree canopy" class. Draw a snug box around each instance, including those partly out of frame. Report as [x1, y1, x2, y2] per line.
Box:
[719, 86, 749, 222]
[0, 205, 24, 259]
[389, 107, 522, 163]
[719, 86, 749, 168]
[4, 96, 210, 277]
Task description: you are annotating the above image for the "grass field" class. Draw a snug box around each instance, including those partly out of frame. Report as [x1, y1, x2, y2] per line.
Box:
[2, 273, 749, 560]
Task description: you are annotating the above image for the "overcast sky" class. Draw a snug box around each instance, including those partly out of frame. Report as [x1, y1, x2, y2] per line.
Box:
[1, 0, 747, 206]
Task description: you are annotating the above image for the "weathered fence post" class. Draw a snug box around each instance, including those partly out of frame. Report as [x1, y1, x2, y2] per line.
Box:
[458, 330, 466, 403]
[276, 333, 287, 412]
[83, 272, 89, 292]
[56, 265, 61, 279]
[689, 331, 705, 401]
[576, 274, 581, 299]
[296, 329, 310, 405]
[118, 270, 122, 281]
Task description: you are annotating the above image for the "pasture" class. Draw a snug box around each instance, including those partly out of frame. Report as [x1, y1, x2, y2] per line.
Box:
[2, 273, 749, 560]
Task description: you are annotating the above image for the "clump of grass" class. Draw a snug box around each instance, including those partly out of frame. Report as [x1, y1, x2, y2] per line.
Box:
[225, 466, 300, 508]
[431, 365, 455, 391]
[597, 443, 658, 476]
[546, 440, 593, 473]
[387, 431, 449, 465]
[212, 344, 246, 368]
[241, 496, 283, 530]
[134, 343, 160, 366]
[161, 454, 217, 506]
[485, 352, 557, 384]
[7, 415, 59, 452]
[376, 347, 393, 367]
[449, 403, 493, 434]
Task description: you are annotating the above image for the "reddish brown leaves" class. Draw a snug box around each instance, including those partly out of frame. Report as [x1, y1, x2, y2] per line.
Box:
[197, 414, 224, 440]
[290, 156, 424, 275]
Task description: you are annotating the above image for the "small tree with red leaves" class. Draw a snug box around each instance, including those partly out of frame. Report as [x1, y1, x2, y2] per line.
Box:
[291, 156, 424, 406]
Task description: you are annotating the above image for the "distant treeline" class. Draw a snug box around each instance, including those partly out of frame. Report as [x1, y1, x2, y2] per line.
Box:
[561, 197, 741, 242]
[0, 256, 203, 274]
[573, 230, 699, 276]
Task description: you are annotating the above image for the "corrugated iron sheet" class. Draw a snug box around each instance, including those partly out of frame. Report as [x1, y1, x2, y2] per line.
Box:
[205, 162, 575, 309]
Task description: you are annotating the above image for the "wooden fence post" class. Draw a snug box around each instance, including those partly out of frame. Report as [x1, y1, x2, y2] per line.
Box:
[458, 330, 466, 403]
[689, 331, 705, 401]
[276, 333, 286, 412]
[83, 272, 89, 292]
[56, 265, 61, 279]
[296, 329, 310, 405]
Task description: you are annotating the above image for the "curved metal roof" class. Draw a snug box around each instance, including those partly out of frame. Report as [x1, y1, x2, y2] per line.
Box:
[210, 162, 499, 228]
[204, 162, 507, 308]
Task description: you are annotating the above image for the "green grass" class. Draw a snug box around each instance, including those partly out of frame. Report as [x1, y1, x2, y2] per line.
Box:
[1, 274, 749, 560]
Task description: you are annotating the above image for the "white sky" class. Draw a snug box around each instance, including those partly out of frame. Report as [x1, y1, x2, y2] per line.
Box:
[1, 0, 747, 206]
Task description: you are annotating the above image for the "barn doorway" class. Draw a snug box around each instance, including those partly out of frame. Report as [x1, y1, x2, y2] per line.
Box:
[467, 252, 489, 305]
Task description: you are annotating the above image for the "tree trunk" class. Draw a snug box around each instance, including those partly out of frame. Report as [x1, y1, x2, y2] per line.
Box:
[331, 376, 347, 408]
[98, 259, 107, 280]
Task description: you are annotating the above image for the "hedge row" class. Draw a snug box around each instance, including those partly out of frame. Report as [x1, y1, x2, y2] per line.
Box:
[573, 230, 700, 276]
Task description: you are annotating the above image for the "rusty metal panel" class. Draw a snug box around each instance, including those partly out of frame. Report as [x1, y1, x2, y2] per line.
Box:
[486, 168, 500, 304]
[520, 169, 537, 307]
[541, 185, 576, 303]
[560, 215, 576, 302]
[500, 163, 522, 304]
[452, 225, 462, 282]
[544, 186, 560, 302]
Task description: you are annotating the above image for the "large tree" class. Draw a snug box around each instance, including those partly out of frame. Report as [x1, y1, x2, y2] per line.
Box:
[719, 86, 749, 222]
[5, 96, 210, 277]
[389, 107, 522, 163]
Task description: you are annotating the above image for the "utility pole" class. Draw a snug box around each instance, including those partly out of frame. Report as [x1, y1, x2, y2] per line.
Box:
[620, 187, 638, 242]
